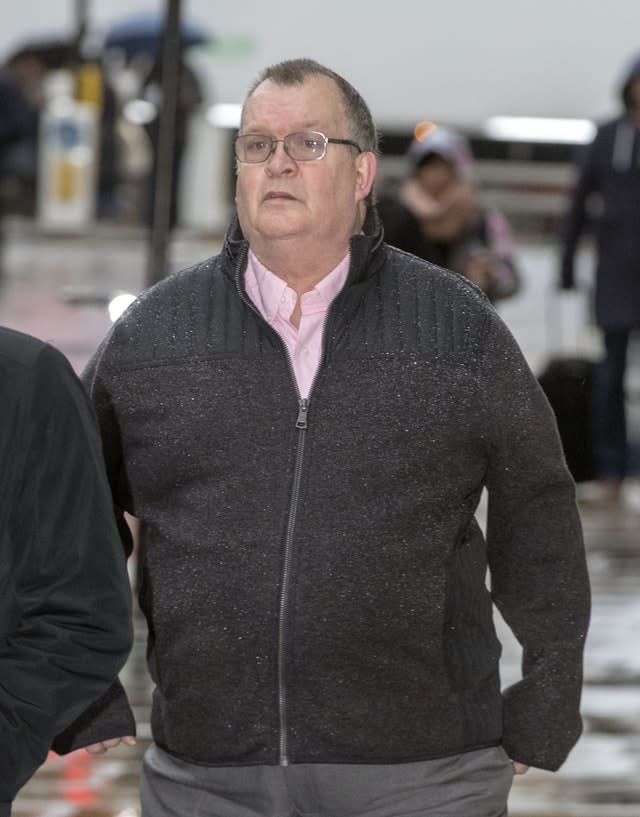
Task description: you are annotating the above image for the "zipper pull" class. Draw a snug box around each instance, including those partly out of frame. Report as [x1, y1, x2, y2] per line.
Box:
[296, 399, 309, 429]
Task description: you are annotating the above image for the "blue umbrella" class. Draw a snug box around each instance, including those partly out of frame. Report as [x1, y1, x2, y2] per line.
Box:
[103, 11, 211, 57]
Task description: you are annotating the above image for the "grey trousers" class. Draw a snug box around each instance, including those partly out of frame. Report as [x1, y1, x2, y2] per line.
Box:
[140, 744, 513, 817]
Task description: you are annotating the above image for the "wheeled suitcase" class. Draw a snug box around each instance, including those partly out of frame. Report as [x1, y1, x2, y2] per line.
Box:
[538, 355, 595, 483]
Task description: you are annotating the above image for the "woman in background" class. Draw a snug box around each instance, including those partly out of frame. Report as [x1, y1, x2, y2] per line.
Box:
[379, 126, 520, 303]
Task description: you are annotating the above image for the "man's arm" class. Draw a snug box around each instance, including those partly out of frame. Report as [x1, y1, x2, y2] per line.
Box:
[559, 137, 599, 289]
[0, 344, 133, 805]
[478, 311, 591, 772]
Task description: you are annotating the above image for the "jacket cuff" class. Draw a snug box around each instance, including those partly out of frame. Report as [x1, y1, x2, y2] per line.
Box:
[502, 685, 583, 771]
[51, 680, 136, 755]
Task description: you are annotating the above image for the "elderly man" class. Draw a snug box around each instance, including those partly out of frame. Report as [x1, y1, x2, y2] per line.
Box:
[0, 327, 133, 815]
[74, 59, 589, 816]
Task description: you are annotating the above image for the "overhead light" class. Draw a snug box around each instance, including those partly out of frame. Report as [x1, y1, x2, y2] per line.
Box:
[206, 103, 242, 128]
[109, 292, 137, 322]
[483, 116, 596, 144]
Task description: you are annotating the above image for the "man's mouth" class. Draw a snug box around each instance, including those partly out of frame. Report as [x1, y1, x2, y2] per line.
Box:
[264, 191, 296, 201]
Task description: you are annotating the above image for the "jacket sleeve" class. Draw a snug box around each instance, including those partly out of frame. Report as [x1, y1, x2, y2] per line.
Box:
[478, 311, 590, 771]
[0, 344, 133, 805]
[559, 136, 600, 289]
[43, 341, 139, 755]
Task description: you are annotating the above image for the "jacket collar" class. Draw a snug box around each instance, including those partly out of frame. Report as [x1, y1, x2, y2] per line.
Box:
[222, 207, 386, 292]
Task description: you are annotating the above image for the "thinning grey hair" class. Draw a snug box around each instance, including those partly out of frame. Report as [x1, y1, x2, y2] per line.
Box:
[241, 57, 379, 156]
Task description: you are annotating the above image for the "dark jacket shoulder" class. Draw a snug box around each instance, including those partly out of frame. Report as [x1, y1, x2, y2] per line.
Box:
[0, 327, 81, 401]
[0, 326, 48, 369]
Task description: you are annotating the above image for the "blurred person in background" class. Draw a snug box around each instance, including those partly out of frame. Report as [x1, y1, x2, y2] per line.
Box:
[378, 127, 520, 301]
[68, 58, 588, 817]
[0, 55, 42, 222]
[560, 53, 640, 504]
[0, 327, 134, 815]
[94, 66, 122, 219]
[0, 66, 36, 278]
[140, 51, 203, 229]
[379, 126, 520, 303]
[2, 38, 129, 224]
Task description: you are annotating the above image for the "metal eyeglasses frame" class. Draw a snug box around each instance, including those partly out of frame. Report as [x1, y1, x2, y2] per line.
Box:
[234, 130, 363, 163]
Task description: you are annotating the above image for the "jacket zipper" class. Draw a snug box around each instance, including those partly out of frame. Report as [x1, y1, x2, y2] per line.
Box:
[232, 245, 335, 766]
[277, 396, 308, 766]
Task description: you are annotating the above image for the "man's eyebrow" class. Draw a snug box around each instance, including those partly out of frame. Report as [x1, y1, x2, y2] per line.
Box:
[242, 120, 323, 133]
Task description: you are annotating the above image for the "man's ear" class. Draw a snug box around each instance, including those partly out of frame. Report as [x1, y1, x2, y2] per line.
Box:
[354, 151, 377, 203]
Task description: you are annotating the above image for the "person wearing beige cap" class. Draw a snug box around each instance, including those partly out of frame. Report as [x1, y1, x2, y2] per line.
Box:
[380, 125, 521, 303]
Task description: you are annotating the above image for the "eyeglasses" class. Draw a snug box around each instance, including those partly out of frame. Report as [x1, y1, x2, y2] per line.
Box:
[234, 130, 362, 163]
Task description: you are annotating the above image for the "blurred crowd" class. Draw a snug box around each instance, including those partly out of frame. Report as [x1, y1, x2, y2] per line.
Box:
[0, 25, 204, 227]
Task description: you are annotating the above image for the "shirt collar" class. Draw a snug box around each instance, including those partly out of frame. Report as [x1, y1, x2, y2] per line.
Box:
[244, 250, 350, 323]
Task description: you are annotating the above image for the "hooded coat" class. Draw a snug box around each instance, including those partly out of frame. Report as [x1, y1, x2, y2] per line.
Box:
[561, 56, 640, 330]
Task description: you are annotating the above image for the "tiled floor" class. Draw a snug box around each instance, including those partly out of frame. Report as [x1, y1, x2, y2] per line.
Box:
[2, 220, 640, 816]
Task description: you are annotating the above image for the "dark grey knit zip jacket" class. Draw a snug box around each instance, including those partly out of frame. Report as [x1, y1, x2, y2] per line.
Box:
[80, 211, 589, 772]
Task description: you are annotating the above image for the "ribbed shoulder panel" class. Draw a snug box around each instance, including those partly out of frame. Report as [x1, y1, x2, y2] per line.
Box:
[100, 254, 281, 371]
[327, 246, 492, 365]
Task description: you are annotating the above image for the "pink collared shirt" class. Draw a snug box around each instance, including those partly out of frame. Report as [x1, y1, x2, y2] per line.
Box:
[244, 250, 350, 399]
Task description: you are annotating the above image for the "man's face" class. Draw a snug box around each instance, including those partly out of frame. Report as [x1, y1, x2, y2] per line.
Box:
[415, 155, 457, 200]
[235, 75, 372, 255]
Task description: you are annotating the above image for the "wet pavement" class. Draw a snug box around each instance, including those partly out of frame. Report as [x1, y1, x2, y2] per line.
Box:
[2, 218, 639, 817]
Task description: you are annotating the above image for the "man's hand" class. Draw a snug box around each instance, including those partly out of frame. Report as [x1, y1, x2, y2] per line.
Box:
[512, 761, 529, 775]
[84, 735, 136, 755]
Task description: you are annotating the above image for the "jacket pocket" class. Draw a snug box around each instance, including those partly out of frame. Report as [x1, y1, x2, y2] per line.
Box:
[443, 518, 502, 691]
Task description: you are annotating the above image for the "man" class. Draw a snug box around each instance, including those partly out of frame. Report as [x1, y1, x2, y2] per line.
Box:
[560, 53, 640, 503]
[77, 59, 589, 816]
[0, 327, 133, 815]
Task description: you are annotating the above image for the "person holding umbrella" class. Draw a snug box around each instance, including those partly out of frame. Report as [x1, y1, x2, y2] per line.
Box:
[103, 11, 208, 228]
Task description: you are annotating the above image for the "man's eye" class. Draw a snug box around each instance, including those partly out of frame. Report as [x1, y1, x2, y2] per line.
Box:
[247, 138, 270, 152]
[303, 138, 322, 150]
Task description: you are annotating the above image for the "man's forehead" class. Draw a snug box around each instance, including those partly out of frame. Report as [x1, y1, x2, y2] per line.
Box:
[242, 75, 344, 128]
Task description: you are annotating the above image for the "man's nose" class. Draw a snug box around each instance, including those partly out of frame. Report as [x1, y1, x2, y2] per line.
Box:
[266, 140, 296, 173]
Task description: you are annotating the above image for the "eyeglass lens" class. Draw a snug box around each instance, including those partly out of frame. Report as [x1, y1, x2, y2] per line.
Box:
[236, 132, 327, 163]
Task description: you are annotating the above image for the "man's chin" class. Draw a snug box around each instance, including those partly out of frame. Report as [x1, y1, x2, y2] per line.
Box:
[254, 216, 308, 242]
